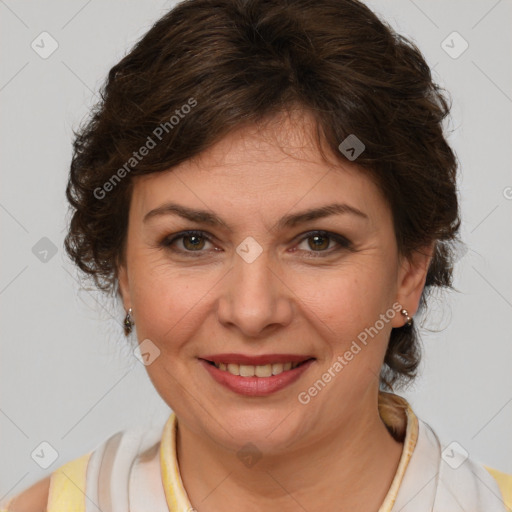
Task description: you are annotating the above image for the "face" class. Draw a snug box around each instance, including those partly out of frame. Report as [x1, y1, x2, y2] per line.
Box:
[118, 110, 431, 454]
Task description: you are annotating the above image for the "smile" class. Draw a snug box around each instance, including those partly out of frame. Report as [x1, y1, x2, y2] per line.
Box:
[199, 357, 316, 396]
[209, 361, 304, 377]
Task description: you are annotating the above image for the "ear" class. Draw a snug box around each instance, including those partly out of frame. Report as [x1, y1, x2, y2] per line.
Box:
[391, 242, 435, 328]
[117, 263, 131, 310]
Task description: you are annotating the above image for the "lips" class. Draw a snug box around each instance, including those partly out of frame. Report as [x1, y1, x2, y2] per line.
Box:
[200, 353, 315, 366]
[199, 357, 316, 396]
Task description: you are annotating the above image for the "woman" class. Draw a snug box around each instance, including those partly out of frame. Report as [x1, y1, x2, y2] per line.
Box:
[2, 0, 510, 510]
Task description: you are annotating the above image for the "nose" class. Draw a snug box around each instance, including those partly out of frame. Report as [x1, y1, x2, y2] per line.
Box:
[216, 249, 294, 338]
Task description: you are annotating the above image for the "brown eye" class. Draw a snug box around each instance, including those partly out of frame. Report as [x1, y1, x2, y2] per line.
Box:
[295, 230, 353, 257]
[160, 229, 351, 258]
[182, 234, 206, 251]
[160, 230, 215, 254]
[307, 234, 330, 251]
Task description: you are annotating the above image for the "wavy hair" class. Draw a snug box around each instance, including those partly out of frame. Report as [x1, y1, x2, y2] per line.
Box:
[64, 0, 461, 391]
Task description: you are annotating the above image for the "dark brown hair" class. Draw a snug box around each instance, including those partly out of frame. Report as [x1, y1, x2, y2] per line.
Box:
[64, 0, 461, 391]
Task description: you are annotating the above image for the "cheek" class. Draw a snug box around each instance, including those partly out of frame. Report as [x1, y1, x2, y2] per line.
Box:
[127, 238, 397, 350]
[128, 256, 219, 342]
[297, 265, 396, 369]
[296, 263, 392, 327]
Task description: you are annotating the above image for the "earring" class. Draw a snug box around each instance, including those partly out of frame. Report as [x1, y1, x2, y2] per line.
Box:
[400, 309, 413, 327]
[123, 307, 134, 335]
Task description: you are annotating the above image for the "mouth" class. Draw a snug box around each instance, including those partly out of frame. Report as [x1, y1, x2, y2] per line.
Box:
[198, 354, 316, 396]
[201, 358, 314, 377]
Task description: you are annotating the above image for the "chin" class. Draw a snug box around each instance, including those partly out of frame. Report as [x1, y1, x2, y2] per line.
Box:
[208, 406, 304, 453]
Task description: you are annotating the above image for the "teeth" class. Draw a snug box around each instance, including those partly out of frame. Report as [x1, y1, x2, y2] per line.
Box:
[227, 363, 240, 376]
[239, 364, 255, 377]
[255, 364, 272, 377]
[213, 361, 302, 377]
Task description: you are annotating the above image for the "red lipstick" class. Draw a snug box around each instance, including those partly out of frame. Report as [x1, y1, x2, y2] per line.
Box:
[198, 354, 315, 396]
[201, 353, 314, 365]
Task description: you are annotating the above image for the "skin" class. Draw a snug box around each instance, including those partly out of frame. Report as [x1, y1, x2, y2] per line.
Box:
[116, 109, 433, 512]
[4, 476, 50, 512]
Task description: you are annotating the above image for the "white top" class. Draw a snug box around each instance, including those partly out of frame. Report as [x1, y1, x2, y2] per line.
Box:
[1, 393, 509, 511]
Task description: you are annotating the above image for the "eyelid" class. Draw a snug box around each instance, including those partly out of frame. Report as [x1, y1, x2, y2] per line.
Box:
[295, 230, 352, 248]
[160, 229, 353, 256]
[160, 230, 217, 252]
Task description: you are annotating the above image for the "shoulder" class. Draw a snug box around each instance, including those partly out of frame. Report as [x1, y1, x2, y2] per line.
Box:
[484, 465, 512, 509]
[1, 419, 172, 512]
[1, 451, 91, 512]
[1, 475, 51, 512]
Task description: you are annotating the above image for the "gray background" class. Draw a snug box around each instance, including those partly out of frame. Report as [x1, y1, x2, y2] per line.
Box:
[1, 0, 511, 499]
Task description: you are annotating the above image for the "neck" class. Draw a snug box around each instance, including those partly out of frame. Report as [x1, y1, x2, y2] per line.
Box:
[176, 392, 405, 511]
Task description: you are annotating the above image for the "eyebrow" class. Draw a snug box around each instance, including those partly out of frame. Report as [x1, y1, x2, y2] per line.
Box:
[143, 201, 369, 230]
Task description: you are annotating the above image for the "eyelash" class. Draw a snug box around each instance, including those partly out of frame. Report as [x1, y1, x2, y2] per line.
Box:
[159, 230, 353, 258]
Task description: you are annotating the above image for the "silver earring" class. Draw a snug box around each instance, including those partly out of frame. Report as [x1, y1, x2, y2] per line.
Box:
[124, 308, 134, 335]
[400, 308, 413, 327]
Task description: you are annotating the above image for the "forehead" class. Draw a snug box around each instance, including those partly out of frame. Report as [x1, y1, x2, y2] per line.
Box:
[130, 110, 389, 228]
